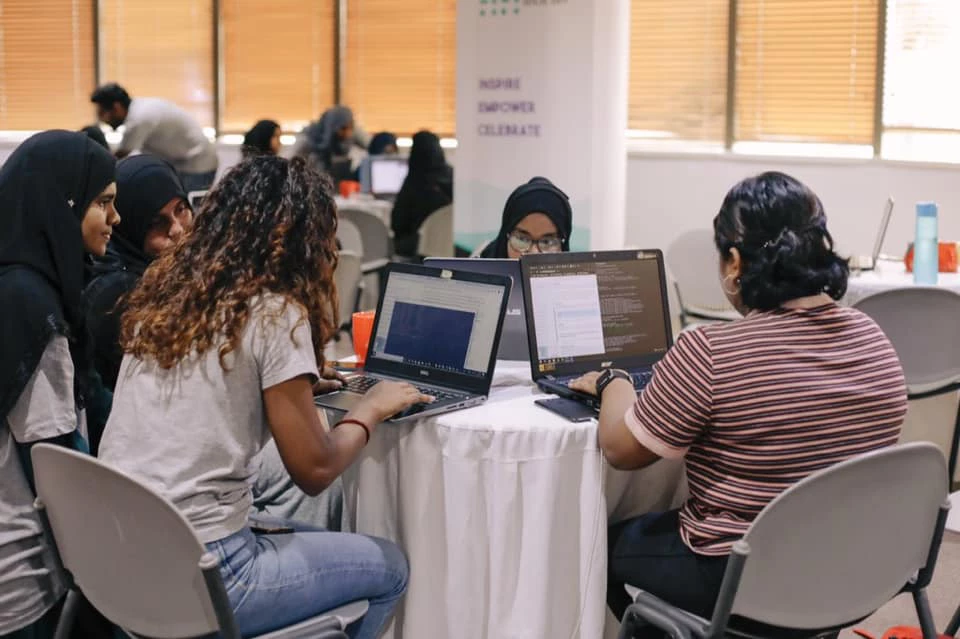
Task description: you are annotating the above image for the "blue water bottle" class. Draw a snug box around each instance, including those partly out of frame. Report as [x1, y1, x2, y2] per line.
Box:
[914, 202, 938, 285]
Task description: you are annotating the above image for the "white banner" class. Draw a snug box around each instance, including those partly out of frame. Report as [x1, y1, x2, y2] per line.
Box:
[455, 0, 628, 252]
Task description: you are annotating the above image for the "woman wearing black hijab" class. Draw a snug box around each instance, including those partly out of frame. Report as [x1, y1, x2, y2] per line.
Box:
[0, 130, 117, 637]
[391, 130, 453, 257]
[479, 176, 572, 258]
[85, 155, 191, 391]
[242, 119, 281, 158]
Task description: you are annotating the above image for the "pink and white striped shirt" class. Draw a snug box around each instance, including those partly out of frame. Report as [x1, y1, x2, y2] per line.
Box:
[624, 303, 907, 555]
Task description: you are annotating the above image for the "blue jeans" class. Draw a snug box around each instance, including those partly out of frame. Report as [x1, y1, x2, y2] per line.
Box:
[205, 522, 408, 639]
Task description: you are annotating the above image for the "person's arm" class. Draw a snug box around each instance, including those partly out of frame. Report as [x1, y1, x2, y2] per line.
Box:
[116, 117, 155, 158]
[569, 373, 660, 470]
[264, 376, 430, 495]
[570, 329, 714, 470]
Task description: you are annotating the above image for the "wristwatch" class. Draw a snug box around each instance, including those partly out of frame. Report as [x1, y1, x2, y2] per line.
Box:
[595, 368, 632, 397]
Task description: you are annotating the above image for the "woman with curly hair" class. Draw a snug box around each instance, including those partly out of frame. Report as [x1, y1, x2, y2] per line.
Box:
[99, 156, 427, 638]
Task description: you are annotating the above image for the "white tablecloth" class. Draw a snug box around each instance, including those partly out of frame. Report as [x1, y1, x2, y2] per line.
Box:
[845, 260, 960, 306]
[341, 362, 687, 639]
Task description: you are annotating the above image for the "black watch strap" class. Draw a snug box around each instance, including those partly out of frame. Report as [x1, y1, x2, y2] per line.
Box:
[596, 369, 632, 397]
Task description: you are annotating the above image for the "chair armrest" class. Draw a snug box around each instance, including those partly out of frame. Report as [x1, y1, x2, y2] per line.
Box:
[620, 601, 694, 639]
[628, 590, 711, 638]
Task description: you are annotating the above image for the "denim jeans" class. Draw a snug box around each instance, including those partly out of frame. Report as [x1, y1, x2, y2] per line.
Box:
[607, 510, 728, 636]
[205, 521, 408, 639]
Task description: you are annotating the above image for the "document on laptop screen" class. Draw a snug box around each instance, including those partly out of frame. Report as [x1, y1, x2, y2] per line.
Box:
[527, 256, 670, 368]
[370, 272, 504, 376]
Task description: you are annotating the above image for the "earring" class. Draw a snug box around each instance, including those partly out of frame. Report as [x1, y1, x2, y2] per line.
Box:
[721, 274, 741, 296]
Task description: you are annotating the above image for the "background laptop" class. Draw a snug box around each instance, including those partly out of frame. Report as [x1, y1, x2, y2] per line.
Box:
[316, 263, 511, 422]
[424, 258, 528, 361]
[520, 249, 674, 410]
[851, 197, 895, 271]
[362, 156, 409, 200]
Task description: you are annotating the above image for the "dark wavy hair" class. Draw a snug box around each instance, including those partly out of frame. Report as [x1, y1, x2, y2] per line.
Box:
[713, 171, 848, 311]
[121, 156, 339, 369]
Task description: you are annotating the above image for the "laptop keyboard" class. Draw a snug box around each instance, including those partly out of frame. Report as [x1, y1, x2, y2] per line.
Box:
[343, 376, 464, 403]
[557, 370, 653, 391]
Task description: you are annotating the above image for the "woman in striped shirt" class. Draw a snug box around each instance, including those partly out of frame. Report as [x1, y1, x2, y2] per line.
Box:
[571, 171, 907, 627]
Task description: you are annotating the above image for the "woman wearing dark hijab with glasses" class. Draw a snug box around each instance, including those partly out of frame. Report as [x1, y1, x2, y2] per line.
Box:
[85, 154, 192, 392]
[0, 130, 118, 637]
[478, 176, 572, 258]
[390, 130, 453, 257]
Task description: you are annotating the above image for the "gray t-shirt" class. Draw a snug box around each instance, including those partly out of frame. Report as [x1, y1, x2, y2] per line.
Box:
[0, 336, 80, 634]
[119, 97, 219, 174]
[99, 295, 319, 544]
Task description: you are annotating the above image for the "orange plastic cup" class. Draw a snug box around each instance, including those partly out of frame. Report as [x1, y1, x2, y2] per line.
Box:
[339, 180, 361, 198]
[352, 310, 376, 365]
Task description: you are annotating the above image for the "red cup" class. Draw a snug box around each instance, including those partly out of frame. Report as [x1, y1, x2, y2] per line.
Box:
[352, 310, 376, 365]
[339, 180, 361, 198]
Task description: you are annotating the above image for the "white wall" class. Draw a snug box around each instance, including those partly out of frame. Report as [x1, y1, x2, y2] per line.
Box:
[624, 151, 960, 259]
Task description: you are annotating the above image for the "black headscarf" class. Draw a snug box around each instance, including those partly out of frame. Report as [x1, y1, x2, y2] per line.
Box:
[390, 131, 454, 257]
[92, 154, 188, 277]
[479, 177, 572, 258]
[0, 130, 116, 421]
[242, 119, 280, 157]
[80, 124, 110, 150]
[368, 132, 397, 156]
[85, 154, 186, 391]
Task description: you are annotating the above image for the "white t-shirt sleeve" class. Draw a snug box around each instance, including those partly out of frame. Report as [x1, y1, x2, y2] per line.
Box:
[6, 336, 78, 443]
[255, 298, 320, 390]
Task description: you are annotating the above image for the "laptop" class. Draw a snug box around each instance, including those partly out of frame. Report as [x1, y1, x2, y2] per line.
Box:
[424, 258, 528, 361]
[520, 249, 674, 411]
[362, 156, 409, 200]
[315, 262, 512, 422]
[850, 197, 895, 271]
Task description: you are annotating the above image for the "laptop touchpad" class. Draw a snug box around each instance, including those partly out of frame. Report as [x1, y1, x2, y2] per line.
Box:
[315, 391, 362, 412]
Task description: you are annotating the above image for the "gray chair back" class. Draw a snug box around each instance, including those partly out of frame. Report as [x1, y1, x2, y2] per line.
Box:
[731, 442, 948, 629]
[853, 287, 960, 396]
[417, 204, 454, 257]
[31, 444, 223, 638]
[337, 218, 365, 259]
[339, 207, 392, 272]
[334, 250, 363, 327]
[666, 229, 740, 323]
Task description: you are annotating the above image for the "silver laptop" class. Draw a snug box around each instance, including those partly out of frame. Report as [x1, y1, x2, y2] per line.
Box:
[520, 249, 674, 411]
[851, 197, 895, 271]
[424, 258, 528, 361]
[315, 262, 511, 422]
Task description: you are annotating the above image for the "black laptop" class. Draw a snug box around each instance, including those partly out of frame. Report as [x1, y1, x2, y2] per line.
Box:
[315, 263, 512, 421]
[520, 250, 674, 410]
[423, 258, 528, 361]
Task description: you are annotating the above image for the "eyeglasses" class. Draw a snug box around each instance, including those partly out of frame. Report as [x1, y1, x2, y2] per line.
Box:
[508, 232, 564, 254]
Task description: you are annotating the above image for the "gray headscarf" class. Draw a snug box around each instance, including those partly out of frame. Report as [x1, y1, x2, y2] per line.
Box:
[297, 106, 355, 170]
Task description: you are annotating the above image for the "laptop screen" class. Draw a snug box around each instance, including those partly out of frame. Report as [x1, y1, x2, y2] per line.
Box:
[370, 157, 408, 195]
[368, 271, 505, 378]
[523, 251, 671, 375]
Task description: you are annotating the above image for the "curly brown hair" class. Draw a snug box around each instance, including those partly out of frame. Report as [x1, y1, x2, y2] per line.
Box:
[121, 155, 339, 369]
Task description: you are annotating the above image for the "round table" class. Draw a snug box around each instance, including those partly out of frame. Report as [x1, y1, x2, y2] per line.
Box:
[341, 362, 687, 639]
[844, 260, 960, 306]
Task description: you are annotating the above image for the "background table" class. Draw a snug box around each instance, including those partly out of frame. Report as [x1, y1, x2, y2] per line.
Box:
[341, 363, 687, 639]
[845, 260, 960, 306]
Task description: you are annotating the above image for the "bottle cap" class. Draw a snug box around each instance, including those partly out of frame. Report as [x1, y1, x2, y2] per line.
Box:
[917, 202, 938, 217]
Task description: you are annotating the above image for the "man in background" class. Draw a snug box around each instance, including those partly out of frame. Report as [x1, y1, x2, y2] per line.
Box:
[91, 83, 218, 192]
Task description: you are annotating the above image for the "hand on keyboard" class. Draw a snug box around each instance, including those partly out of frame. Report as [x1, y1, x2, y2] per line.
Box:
[345, 379, 435, 426]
